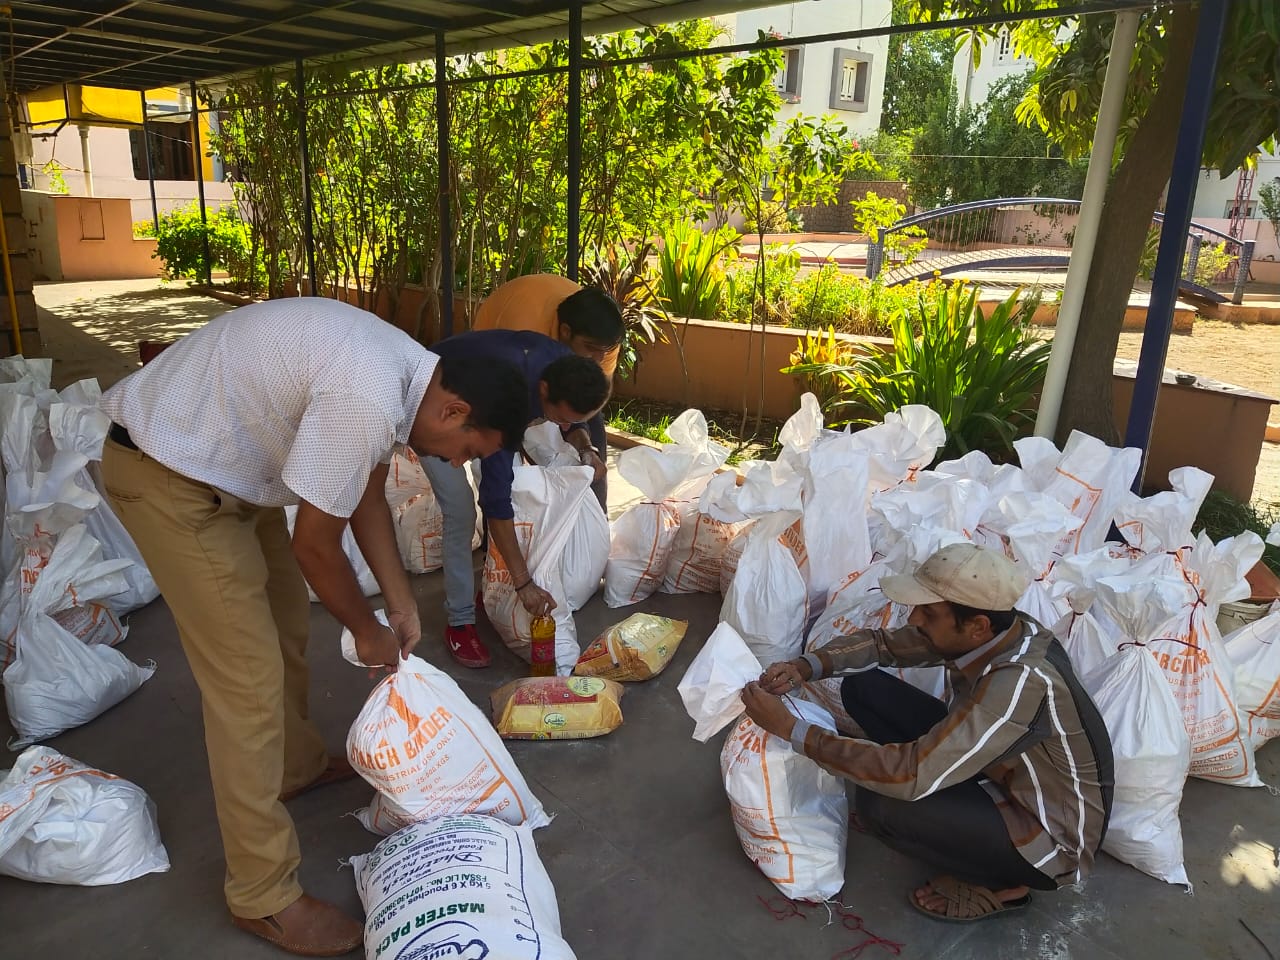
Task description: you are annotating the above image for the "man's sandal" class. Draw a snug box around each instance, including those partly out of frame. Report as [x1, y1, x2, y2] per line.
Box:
[909, 875, 1032, 923]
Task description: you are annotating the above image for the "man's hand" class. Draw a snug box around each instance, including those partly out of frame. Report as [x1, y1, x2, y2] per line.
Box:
[579, 447, 607, 483]
[516, 580, 556, 617]
[386, 606, 422, 661]
[354, 623, 402, 673]
[741, 681, 797, 741]
[759, 658, 812, 695]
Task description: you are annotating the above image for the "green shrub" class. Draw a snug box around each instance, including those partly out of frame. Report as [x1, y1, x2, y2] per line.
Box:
[655, 221, 738, 320]
[1193, 491, 1280, 576]
[154, 202, 265, 293]
[784, 284, 1050, 461]
[721, 246, 801, 325]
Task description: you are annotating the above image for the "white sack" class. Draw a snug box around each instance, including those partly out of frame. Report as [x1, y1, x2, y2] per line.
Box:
[0, 746, 169, 885]
[483, 464, 598, 672]
[285, 505, 379, 600]
[352, 814, 576, 960]
[848, 404, 946, 493]
[1224, 608, 1280, 750]
[347, 654, 549, 835]
[720, 510, 810, 668]
[384, 449, 482, 574]
[802, 433, 871, 604]
[1083, 646, 1191, 887]
[721, 698, 848, 902]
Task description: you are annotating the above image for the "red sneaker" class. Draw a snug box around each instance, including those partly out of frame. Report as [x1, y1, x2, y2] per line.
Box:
[445, 624, 491, 669]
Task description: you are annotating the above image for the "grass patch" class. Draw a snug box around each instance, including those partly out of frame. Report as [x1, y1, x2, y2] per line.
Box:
[1193, 490, 1280, 575]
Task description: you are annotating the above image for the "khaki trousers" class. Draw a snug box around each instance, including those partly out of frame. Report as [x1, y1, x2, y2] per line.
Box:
[101, 439, 329, 918]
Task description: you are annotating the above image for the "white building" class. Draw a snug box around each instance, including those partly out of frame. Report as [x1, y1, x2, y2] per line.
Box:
[952, 28, 1033, 109]
[718, 1, 891, 138]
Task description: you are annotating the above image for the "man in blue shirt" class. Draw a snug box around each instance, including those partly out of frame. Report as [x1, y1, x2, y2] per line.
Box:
[424, 329, 611, 667]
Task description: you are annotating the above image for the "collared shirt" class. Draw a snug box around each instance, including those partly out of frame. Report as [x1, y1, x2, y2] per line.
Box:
[799, 616, 1114, 887]
[100, 298, 436, 518]
[430, 329, 599, 521]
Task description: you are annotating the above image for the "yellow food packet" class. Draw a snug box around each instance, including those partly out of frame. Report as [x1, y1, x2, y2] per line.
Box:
[573, 614, 689, 682]
[491, 676, 625, 740]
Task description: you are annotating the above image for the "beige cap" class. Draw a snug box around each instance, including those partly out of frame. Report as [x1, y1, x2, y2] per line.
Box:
[880, 542, 1027, 611]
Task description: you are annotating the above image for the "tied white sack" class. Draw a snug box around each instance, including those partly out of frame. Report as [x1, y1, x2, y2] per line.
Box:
[5, 524, 154, 747]
[285, 505, 379, 601]
[986, 492, 1084, 627]
[1112, 467, 1214, 555]
[662, 483, 752, 595]
[848, 404, 946, 494]
[720, 510, 810, 668]
[1095, 560, 1263, 787]
[605, 410, 727, 607]
[1082, 645, 1192, 887]
[384, 448, 482, 574]
[677, 621, 763, 741]
[868, 473, 991, 563]
[52, 380, 159, 614]
[1013, 432, 1141, 557]
[520, 424, 610, 610]
[721, 698, 848, 902]
[483, 462, 601, 673]
[0, 746, 169, 885]
[933, 449, 1029, 500]
[801, 431, 871, 607]
[352, 814, 576, 960]
[1224, 608, 1280, 751]
[347, 654, 549, 836]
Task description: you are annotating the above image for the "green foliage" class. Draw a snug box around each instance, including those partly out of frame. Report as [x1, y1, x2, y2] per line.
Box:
[153, 202, 264, 292]
[903, 73, 1087, 208]
[580, 241, 666, 379]
[1259, 178, 1280, 241]
[852, 191, 927, 264]
[856, 130, 913, 182]
[1193, 490, 1280, 576]
[784, 285, 1051, 461]
[606, 403, 673, 444]
[41, 160, 68, 194]
[785, 325, 856, 410]
[132, 220, 156, 239]
[655, 222, 739, 320]
[1137, 227, 1235, 287]
[881, 0, 957, 136]
[722, 247, 800, 325]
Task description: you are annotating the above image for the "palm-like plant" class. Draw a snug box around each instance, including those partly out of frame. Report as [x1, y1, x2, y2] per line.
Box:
[784, 284, 1050, 461]
[580, 241, 666, 379]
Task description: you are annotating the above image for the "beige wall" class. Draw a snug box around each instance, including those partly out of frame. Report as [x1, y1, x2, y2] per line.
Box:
[23, 191, 161, 281]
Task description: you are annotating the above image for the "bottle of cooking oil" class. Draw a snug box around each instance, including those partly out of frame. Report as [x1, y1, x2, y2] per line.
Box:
[529, 614, 556, 677]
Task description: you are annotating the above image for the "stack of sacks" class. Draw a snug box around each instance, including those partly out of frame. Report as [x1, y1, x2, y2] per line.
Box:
[384, 447, 482, 575]
[0, 383, 155, 745]
[1108, 467, 1266, 786]
[605, 409, 728, 606]
[483, 427, 607, 674]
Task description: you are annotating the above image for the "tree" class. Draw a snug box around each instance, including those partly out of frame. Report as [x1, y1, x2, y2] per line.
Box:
[881, 0, 957, 135]
[902, 72, 1087, 207]
[907, 0, 1280, 445]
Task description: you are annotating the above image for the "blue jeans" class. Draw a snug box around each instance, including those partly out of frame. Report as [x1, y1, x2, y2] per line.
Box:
[420, 457, 480, 627]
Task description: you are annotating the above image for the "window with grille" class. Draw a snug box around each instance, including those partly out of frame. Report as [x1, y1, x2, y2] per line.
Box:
[830, 49, 872, 112]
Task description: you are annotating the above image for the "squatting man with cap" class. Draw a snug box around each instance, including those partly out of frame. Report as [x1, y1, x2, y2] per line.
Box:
[99, 298, 530, 956]
[743, 542, 1114, 923]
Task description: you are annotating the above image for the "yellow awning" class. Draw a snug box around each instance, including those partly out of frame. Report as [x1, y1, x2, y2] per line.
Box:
[25, 84, 185, 129]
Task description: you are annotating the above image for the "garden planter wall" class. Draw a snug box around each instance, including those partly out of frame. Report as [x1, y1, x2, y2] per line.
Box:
[619, 316, 1275, 501]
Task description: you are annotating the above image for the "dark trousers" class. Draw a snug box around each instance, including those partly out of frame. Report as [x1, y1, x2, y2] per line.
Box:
[840, 670, 1058, 891]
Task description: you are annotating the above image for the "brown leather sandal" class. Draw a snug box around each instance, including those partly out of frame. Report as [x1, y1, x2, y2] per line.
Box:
[280, 755, 359, 802]
[909, 875, 1032, 923]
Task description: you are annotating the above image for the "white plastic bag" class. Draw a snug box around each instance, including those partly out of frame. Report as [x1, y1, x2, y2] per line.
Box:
[284, 505, 379, 601]
[801, 433, 871, 605]
[677, 622, 763, 742]
[1224, 608, 1280, 751]
[483, 463, 599, 673]
[720, 698, 848, 902]
[720, 510, 810, 668]
[849, 404, 946, 493]
[4, 525, 154, 747]
[1082, 646, 1191, 887]
[347, 654, 549, 835]
[0, 746, 169, 885]
[351, 814, 576, 960]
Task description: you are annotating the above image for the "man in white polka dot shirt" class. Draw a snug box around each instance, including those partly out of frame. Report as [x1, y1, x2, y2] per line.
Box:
[99, 297, 528, 957]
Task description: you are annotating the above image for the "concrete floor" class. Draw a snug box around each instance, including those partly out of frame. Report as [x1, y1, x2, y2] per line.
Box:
[2, 281, 1278, 959]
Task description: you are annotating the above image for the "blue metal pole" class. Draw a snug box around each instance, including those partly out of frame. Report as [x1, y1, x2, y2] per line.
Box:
[1122, 0, 1230, 493]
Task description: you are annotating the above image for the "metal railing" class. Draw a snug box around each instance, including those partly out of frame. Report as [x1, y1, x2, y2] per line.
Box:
[866, 197, 1254, 304]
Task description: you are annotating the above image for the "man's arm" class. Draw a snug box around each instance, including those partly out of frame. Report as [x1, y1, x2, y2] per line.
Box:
[348, 462, 420, 660]
[562, 422, 606, 483]
[759, 623, 943, 694]
[478, 449, 556, 617]
[291, 468, 407, 669]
